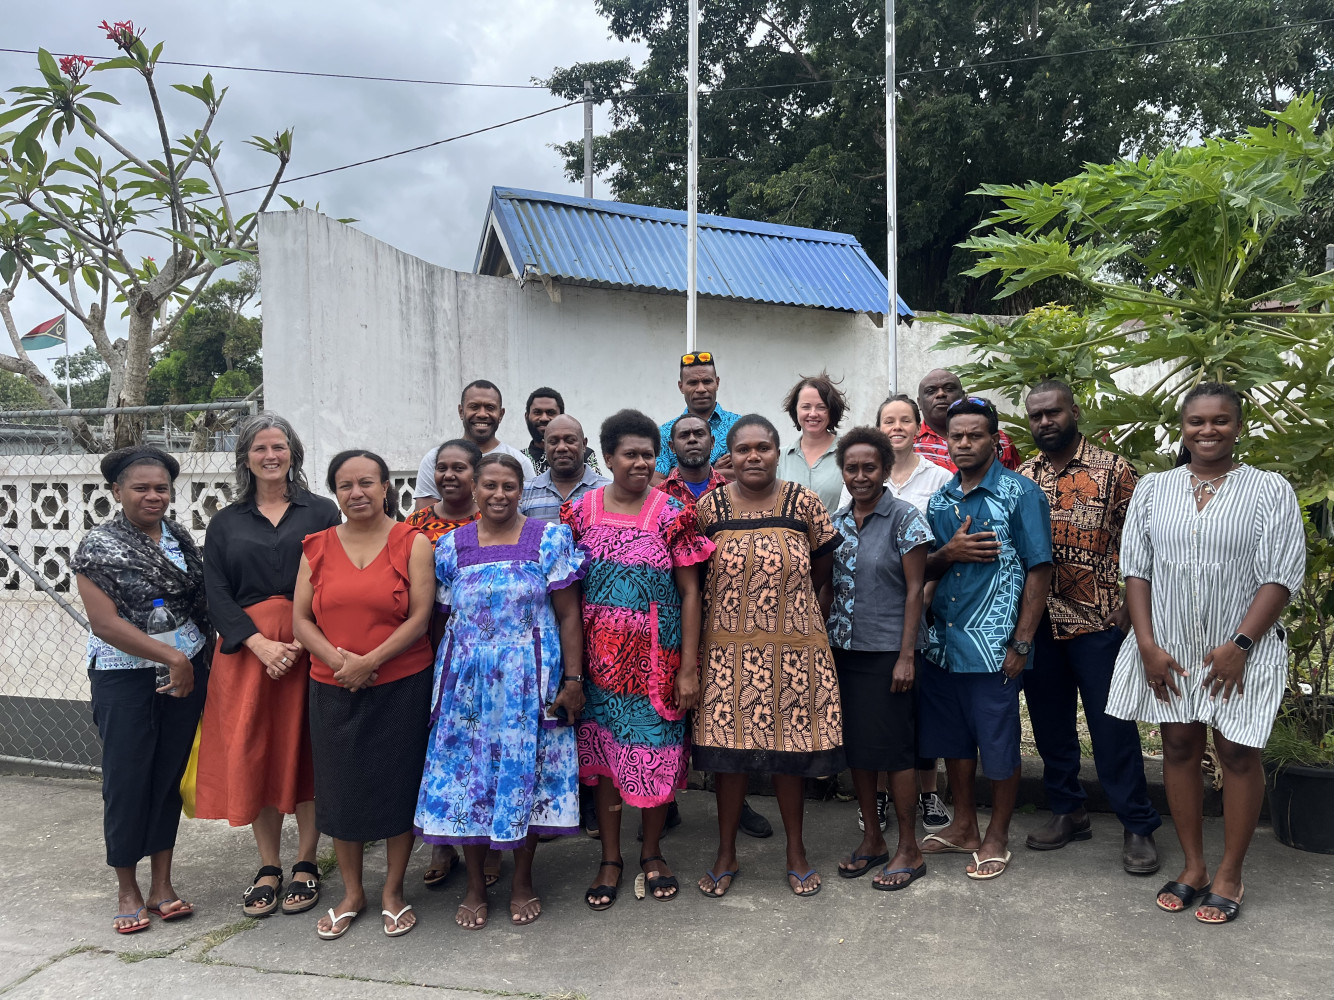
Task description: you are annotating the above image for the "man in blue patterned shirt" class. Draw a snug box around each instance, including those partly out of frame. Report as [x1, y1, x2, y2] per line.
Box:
[654, 351, 740, 479]
[919, 398, 1053, 881]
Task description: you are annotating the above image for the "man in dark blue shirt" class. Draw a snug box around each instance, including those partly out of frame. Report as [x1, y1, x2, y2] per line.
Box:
[919, 398, 1053, 881]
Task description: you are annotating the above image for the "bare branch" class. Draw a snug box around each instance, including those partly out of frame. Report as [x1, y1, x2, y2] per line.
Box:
[207, 159, 238, 243]
[142, 71, 188, 239]
[173, 106, 218, 181]
[756, 15, 822, 82]
[237, 158, 290, 245]
[74, 107, 158, 176]
[18, 259, 86, 323]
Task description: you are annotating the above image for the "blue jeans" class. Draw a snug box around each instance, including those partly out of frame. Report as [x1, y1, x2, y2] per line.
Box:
[1025, 617, 1160, 836]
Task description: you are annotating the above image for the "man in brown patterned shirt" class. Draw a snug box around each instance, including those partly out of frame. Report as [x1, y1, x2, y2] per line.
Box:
[1018, 380, 1161, 875]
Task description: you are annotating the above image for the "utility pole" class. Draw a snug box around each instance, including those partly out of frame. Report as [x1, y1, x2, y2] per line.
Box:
[583, 80, 594, 199]
[885, 0, 899, 394]
[686, 0, 699, 352]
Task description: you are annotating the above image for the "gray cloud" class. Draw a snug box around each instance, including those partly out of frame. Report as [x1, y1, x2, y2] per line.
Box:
[3, 0, 643, 378]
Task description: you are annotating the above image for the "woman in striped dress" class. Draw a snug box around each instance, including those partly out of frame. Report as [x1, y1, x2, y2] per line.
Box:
[1107, 383, 1304, 925]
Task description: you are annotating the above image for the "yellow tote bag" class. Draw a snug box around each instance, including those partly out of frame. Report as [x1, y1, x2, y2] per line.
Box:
[179, 722, 202, 818]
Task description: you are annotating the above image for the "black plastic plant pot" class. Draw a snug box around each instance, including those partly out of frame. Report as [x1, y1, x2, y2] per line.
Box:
[1267, 763, 1334, 854]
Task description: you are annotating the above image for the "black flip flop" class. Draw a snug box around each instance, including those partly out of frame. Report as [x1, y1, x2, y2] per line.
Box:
[1195, 890, 1243, 924]
[872, 863, 927, 892]
[837, 850, 890, 879]
[640, 854, 680, 901]
[585, 859, 623, 911]
[1155, 880, 1211, 913]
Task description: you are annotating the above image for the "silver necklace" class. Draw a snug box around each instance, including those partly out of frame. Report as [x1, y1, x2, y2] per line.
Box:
[1187, 468, 1233, 503]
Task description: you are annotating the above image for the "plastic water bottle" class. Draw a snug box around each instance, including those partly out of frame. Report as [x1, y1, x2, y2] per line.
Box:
[146, 599, 178, 692]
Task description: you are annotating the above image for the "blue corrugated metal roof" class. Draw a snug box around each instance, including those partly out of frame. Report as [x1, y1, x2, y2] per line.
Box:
[475, 187, 913, 317]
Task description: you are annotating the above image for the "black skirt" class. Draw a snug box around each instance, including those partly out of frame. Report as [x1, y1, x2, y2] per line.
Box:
[833, 647, 917, 773]
[309, 668, 432, 842]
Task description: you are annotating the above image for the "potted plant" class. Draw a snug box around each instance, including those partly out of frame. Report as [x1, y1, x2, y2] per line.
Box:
[1263, 532, 1334, 854]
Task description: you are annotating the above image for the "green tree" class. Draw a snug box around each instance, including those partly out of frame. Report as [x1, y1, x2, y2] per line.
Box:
[147, 266, 261, 404]
[51, 344, 111, 409]
[544, 1, 1334, 311]
[938, 96, 1334, 760]
[0, 369, 45, 409]
[0, 19, 292, 448]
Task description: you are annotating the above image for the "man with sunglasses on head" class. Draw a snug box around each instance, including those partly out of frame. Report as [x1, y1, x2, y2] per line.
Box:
[654, 351, 739, 484]
[918, 397, 1052, 882]
[916, 369, 1022, 473]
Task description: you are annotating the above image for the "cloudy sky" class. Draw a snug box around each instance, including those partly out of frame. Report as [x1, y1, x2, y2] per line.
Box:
[3, 1, 646, 376]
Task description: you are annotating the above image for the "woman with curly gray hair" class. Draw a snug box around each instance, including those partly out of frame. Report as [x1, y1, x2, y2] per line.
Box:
[196, 413, 341, 919]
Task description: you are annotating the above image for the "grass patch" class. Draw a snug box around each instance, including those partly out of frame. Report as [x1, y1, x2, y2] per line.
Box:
[194, 918, 259, 964]
[119, 947, 179, 964]
[316, 844, 339, 879]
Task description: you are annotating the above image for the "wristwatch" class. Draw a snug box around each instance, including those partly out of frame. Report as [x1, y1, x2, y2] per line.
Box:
[1230, 632, 1254, 653]
[1008, 639, 1033, 656]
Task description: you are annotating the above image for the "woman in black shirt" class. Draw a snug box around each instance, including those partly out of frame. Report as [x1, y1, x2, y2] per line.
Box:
[198, 413, 340, 918]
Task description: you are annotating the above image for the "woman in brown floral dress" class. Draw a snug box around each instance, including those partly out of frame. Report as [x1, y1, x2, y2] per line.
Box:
[692, 414, 845, 898]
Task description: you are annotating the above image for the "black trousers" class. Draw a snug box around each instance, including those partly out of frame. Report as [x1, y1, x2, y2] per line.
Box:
[1026, 617, 1160, 836]
[89, 653, 208, 868]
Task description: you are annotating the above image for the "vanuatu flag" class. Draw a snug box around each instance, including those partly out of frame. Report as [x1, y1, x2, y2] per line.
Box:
[20, 314, 66, 350]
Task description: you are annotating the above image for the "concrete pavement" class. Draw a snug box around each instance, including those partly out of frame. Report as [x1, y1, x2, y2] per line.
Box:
[1, 772, 1330, 999]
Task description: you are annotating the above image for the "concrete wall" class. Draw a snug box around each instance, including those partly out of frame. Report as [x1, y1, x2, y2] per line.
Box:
[259, 210, 952, 481]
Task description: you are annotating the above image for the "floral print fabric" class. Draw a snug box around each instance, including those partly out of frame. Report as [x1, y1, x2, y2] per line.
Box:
[414, 517, 586, 848]
[692, 482, 847, 774]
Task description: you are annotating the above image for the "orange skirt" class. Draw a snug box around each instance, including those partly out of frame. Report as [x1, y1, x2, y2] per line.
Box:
[194, 597, 314, 825]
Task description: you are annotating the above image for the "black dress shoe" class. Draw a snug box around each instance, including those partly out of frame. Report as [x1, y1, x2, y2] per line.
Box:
[1025, 810, 1093, 850]
[1122, 831, 1160, 875]
[739, 799, 773, 839]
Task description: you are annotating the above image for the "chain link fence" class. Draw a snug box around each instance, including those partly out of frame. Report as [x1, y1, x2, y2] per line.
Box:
[0, 403, 256, 772]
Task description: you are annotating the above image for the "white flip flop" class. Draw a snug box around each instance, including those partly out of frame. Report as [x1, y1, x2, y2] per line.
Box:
[966, 851, 1012, 881]
[382, 903, 415, 938]
[316, 907, 359, 940]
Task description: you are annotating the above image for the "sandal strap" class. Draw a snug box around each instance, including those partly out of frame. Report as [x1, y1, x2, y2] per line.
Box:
[243, 883, 277, 904]
[254, 865, 284, 880]
[640, 855, 666, 867]
[598, 859, 624, 870]
[291, 861, 320, 879]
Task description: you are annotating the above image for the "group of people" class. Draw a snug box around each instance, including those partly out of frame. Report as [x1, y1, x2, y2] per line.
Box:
[73, 351, 1304, 940]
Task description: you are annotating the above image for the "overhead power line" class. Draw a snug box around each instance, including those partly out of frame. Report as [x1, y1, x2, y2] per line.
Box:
[204, 101, 579, 200]
[2, 18, 1331, 98]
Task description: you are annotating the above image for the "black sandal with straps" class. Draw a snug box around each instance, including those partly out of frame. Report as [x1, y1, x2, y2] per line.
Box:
[585, 859, 623, 911]
[282, 861, 322, 915]
[640, 855, 680, 901]
[242, 865, 284, 918]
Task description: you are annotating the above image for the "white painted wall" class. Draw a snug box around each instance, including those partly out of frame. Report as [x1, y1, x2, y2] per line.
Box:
[259, 210, 957, 483]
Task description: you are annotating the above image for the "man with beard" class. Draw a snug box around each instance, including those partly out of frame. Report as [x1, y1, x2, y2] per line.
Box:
[522, 387, 601, 476]
[650, 413, 774, 841]
[655, 414, 728, 506]
[654, 352, 738, 481]
[1018, 380, 1160, 874]
[520, 414, 609, 523]
[918, 397, 1051, 881]
[916, 369, 1021, 472]
[413, 380, 535, 511]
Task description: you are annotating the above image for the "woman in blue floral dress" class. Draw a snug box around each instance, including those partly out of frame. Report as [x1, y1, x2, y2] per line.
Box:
[414, 455, 586, 930]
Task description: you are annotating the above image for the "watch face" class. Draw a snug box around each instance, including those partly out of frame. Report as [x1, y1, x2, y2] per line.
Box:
[1011, 641, 1032, 655]
[1232, 633, 1254, 651]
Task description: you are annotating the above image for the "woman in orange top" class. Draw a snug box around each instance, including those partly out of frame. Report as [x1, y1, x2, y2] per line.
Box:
[293, 450, 435, 941]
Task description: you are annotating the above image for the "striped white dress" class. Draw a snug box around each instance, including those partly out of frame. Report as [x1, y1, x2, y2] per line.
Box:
[1106, 465, 1305, 748]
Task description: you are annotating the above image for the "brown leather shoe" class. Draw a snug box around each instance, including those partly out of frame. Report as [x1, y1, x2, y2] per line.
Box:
[1122, 831, 1160, 875]
[1025, 809, 1093, 850]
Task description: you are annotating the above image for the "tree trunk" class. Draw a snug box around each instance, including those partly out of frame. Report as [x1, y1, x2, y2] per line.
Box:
[111, 308, 151, 448]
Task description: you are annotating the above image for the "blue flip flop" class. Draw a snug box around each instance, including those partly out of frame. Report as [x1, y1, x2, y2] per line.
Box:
[114, 906, 149, 935]
[698, 868, 740, 898]
[872, 862, 927, 892]
[788, 869, 821, 897]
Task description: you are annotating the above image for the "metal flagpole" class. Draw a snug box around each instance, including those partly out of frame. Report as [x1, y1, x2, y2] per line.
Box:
[687, 0, 699, 353]
[62, 314, 71, 407]
[885, 0, 899, 394]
